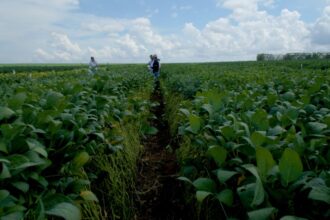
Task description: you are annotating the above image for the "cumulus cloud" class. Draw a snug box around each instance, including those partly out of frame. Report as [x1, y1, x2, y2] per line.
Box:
[178, 3, 311, 61]
[1, 0, 330, 63]
[35, 32, 83, 61]
[311, 5, 330, 45]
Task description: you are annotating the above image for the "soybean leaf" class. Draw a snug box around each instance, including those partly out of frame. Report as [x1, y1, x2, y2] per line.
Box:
[247, 207, 277, 220]
[0, 190, 9, 201]
[7, 154, 39, 170]
[237, 183, 255, 209]
[177, 176, 193, 184]
[242, 164, 265, 206]
[0, 163, 11, 179]
[45, 202, 81, 220]
[215, 169, 238, 184]
[11, 182, 29, 193]
[80, 191, 99, 202]
[256, 146, 276, 181]
[144, 126, 158, 135]
[8, 93, 27, 109]
[220, 126, 236, 140]
[280, 216, 308, 220]
[207, 145, 227, 167]
[268, 125, 286, 136]
[196, 191, 212, 203]
[0, 106, 15, 121]
[279, 148, 303, 186]
[1, 211, 24, 220]
[216, 189, 234, 206]
[252, 109, 269, 131]
[308, 185, 330, 204]
[193, 178, 216, 193]
[201, 104, 213, 116]
[189, 114, 201, 134]
[0, 141, 8, 153]
[251, 131, 266, 147]
[179, 108, 190, 117]
[72, 152, 90, 169]
[26, 138, 48, 158]
[307, 122, 327, 134]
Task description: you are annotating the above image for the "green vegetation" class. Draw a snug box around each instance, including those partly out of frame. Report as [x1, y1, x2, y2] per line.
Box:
[0, 60, 329, 220]
[162, 60, 330, 219]
[0, 65, 153, 219]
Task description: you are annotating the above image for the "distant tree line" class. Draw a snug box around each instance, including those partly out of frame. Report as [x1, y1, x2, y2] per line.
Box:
[257, 52, 330, 61]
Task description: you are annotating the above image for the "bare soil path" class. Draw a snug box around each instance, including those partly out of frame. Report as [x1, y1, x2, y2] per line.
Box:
[134, 80, 191, 220]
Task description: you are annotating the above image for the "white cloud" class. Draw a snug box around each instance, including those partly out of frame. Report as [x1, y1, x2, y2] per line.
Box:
[178, 6, 311, 61]
[311, 6, 330, 45]
[35, 32, 83, 61]
[1, 0, 330, 63]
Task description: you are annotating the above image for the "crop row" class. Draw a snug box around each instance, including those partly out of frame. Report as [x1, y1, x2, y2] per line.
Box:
[0, 66, 153, 219]
[162, 61, 330, 219]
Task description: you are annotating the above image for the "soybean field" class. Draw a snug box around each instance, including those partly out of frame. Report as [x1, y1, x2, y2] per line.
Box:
[0, 60, 329, 220]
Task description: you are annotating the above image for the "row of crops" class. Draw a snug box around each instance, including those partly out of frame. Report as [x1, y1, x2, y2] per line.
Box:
[162, 60, 330, 219]
[1, 60, 329, 220]
[0, 65, 155, 219]
[0, 64, 93, 74]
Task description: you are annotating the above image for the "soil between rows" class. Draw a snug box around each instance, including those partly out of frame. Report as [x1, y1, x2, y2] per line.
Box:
[134, 80, 192, 220]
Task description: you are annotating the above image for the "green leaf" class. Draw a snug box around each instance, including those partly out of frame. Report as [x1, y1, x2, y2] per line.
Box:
[45, 202, 81, 220]
[196, 191, 212, 203]
[0, 190, 10, 201]
[279, 148, 303, 186]
[268, 125, 286, 136]
[237, 183, 255, 209]
[72, 152, 90, 169]
[0, 140, 8, 153]
[1, 211, 24, 220]
[207, 145, 227, 167]
[220, 126, 236, 140]
[189, 114, 201, 134]
[26, 138, 48, 158]
[207, 90, 223, 111]
[256, 146, 276, 180]
[0, 106, 15, 121]
[179, 108, 190, 117]
[80, 191, 99, 202]
[144, 126, 158, 135]
[308, 185, 330, 204]
[280, 216, 308, 220]
[201, 104, 213, 116]
[216, 189, 233, 206]
[215, 169, 238, 184]
[7, 154, 37, 170]
[11, 182, 29, 193]
[287, 107, 299, 123]
[252, 109, 269, 130]
[283, 91, 295, 101]
[7, 154, 30, 169]
[0, 163, 11, 179]
[45, 91, 64, 109]
[193, 178, 216, 193]
[247, 207, 277, 220]
[307, 122, 327, 134]
[251, 131, 266, 147]
[242, 164, 265, 206]
[177, 176, 193, 184]
[8, 93, 27, 109]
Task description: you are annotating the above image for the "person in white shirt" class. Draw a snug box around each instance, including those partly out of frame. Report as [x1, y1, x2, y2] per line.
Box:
[147, 54, 154, 73]
[89, 56, 98, 75]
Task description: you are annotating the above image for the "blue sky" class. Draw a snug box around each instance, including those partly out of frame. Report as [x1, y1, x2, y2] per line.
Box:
[0, 0, 330, 63]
